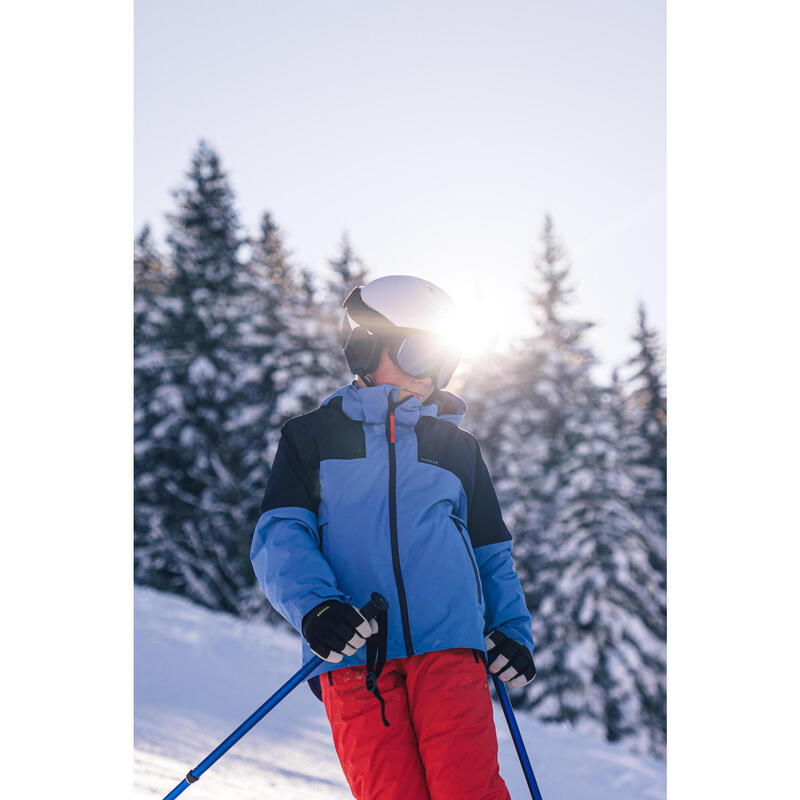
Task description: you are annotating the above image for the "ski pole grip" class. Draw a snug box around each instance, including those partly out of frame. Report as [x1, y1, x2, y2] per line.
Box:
[359, 592, 389, 621]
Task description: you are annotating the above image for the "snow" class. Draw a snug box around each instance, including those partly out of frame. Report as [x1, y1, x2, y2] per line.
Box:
[135, 587, 665, 799]
[188, 356, 218, 384]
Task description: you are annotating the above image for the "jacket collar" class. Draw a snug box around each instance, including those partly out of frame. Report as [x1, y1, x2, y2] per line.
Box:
[322, 381, 467, 427]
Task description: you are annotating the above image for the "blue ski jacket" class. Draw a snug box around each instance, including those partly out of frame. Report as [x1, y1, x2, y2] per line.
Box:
[250, 382, 533, 676]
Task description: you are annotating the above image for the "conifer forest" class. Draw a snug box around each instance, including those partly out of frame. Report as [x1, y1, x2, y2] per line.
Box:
[134, 142, 666, 760]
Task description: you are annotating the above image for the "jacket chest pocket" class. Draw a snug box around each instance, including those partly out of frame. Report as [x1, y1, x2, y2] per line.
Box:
[449, 514, 482, 605]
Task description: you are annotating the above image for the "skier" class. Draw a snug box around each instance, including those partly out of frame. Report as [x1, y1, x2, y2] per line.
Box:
[251, 275, 535, 800]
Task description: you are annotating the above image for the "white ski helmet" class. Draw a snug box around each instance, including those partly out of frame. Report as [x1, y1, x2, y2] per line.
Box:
[341, 275, 460, 389]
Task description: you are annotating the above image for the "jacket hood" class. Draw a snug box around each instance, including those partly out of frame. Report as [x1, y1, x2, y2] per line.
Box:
[322, 382, 467, 427]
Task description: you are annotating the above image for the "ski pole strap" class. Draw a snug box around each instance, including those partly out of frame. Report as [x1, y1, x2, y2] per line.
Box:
[364, 602, 390, 727]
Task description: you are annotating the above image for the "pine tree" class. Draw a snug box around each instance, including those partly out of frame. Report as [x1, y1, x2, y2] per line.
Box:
[236, 210, 305, 422]
[134, 224, 168, 298]
[624, 303, 667, 564]
[134, 225, 171, 591]
[525, 371, 666, 758]
[471, 217, 597, 607]
[134, 224, 169, 383]
[326, 231, 368, 304]
[626, 303, 666, 482]
[223, 209, 323, 618]
[467, 217, 666, 758]
[312, 232, 370, 390]
[134, 141, 251, 614]
[619, 305, 667, 752]
[616, 305, 667, 619]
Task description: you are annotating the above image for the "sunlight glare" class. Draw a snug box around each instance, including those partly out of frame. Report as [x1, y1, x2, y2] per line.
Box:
[443, 289, 515, 359]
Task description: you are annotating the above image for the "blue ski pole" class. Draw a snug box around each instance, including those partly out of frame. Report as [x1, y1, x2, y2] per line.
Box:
[161, 592, 389, 800]
[491, 674, 544, 800]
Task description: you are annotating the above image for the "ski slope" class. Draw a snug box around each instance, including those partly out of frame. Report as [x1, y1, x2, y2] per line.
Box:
[134, 587, 665, 799]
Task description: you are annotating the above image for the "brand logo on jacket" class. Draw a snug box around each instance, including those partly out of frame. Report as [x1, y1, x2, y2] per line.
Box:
[419, 456, 439, 466]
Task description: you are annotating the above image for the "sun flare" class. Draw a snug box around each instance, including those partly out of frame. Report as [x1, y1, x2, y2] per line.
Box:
[442, 289, 518, 361]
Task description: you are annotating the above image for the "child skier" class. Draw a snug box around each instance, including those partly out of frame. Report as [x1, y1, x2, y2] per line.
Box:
[251, 275, 535, 800]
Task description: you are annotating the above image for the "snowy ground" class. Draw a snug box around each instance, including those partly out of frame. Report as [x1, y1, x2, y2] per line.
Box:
[135, 587, 665, 799]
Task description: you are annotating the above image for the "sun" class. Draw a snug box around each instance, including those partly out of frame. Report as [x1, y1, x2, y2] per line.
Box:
[442, 289, 516, 360]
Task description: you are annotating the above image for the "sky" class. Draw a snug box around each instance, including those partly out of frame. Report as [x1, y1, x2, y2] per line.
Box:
[135, 0, 665, 378]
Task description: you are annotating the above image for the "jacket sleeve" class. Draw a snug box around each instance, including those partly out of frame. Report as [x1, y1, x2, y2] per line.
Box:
[467, 441, 535, 653]
[250, 422, 349, 633]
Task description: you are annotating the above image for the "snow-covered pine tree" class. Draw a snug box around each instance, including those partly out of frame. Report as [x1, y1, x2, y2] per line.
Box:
[527, 367, 666, 758]
[469, 217, 666, 758]
[134, 224, 170, 385]
[619, 304, 667, 750]
[464, 219, 590, 732]
[326, 232, 368, 304]
[134, 224, 169, 297]
[233, 230, 373, 613]
[224, 210, 316, 618]
[468, 217, 596, 610]
[459, 346, 520, 473]
[135, 225, 172, 585]
[625, 304, 666, 472]
[624, 302, 667, 567]
[252, 229, 370, 429]
[514, 222, 665, 758]
[313, 232, 370, 390]
[233, 210, 305, 425]
[134, 141, 253, 614]
[298, 267, 317, 309]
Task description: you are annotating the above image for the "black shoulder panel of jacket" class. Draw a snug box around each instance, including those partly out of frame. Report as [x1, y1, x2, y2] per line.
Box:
[469, 439, 513, 547]
[415, 417, 512, 548]
[312, 396, 367, 462]
[259, 398, 366, 515]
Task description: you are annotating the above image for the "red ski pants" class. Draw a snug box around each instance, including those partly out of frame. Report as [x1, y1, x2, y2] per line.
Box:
[320, 648, 510, 800]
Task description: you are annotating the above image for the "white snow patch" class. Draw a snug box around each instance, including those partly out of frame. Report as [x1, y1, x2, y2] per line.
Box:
[188, 356, 217, 384]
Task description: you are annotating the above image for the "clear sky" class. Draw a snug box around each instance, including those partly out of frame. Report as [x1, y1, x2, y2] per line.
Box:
[135, 0, 665, 378]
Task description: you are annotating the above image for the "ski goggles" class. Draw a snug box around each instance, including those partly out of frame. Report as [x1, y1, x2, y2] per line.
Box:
[386, 331, 461, 389]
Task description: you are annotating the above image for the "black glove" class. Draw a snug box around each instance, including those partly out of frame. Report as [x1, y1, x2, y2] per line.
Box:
[302, 600, 376, 663]
[485, 631, 536, 688]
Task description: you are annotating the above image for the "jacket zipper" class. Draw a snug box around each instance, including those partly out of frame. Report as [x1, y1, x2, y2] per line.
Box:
[386, 400, 414, 656]
[451, 517, 482, 604]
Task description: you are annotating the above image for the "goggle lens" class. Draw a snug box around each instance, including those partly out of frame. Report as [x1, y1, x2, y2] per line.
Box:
[395, 334, 460, 389]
